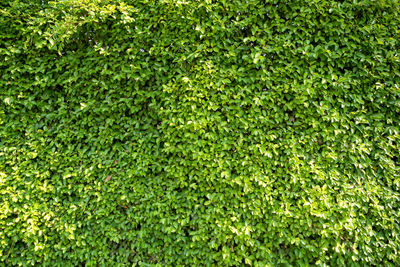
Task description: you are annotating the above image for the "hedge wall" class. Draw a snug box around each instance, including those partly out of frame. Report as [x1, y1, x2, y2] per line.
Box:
[1, 0, 400, 266]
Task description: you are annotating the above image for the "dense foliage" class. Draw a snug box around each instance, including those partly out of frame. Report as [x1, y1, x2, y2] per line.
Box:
[1, 0, 400, 265]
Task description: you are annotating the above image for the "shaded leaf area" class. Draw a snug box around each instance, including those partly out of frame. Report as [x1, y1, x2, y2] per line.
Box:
[1, 0, 400, 265]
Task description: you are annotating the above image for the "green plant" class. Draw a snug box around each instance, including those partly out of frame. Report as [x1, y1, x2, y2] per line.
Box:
[1, 0, 400, 265]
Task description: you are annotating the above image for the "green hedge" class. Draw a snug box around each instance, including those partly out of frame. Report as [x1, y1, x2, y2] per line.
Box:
[1, 0, 400, 265]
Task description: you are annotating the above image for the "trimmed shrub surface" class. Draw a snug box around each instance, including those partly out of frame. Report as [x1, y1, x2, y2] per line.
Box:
[1, 0, 400, 265]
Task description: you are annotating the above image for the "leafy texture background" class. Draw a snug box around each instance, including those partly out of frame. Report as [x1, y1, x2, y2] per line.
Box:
[1, 0, 400, 265]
